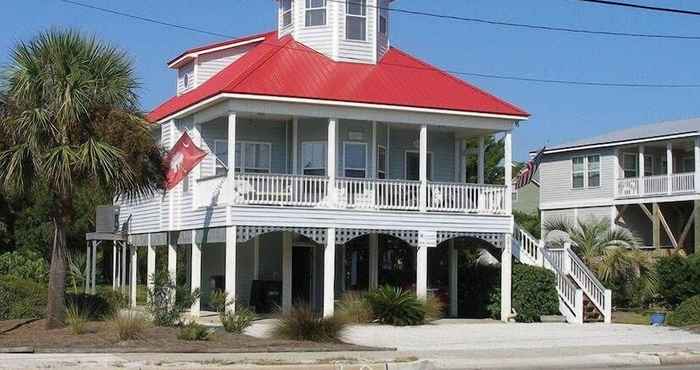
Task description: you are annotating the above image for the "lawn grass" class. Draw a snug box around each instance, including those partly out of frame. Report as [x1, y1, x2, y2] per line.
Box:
[612, 310, 654, 325]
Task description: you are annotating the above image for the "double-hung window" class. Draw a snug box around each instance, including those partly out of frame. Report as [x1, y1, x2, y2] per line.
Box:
[346, 0, 367, 41]
[214, 141, 271, 175]
[376, 145, 387, 179]
[623, 153, 638, 178]
[305, 0, 326, 26]
[281, 0, 293, 28]
[302, 142, 327, 176]
[344, 142, 367, 178]
[572, 155, 601, 189]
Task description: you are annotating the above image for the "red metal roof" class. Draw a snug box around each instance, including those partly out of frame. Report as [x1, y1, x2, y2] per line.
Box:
[148, 32, 529, 123]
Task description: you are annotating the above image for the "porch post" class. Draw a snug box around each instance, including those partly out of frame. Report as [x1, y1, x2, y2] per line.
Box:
[419, 124, 428, 212]
[327, 118, 338, 205]
[323, 228, 336, 317]
[225, 226, 237, 313]
[130, 245, 137, 308]
[448, 240, 458, 317]
[371, 121, 377, 179]
[91, 241, 97, 295]
[504, 131, 513, 213]
[501, 233, 513, 322]
[112, 243, 117, 290]
[115, 243, 121, 289]
[147, 233, 155, 292]
[190, 230, 201, 317]
[84, 242, 90, 293]
[478, 136, 486, 184]
[292, 118, 299, 175]
[639, 145, 646, 195]
[121, 242, 127, 293]
[282, 231, 293, 313]
[667, 142, 673, 195]
[369, 233, 379, 290]
[613, 149, 620, 197]
[416, 245, 428, 300]
[227, 112, 237, 202]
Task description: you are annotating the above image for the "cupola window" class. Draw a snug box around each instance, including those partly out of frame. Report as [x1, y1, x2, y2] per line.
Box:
[305, 0, 327, 27]
[281, 0, 293, 28]
[346, 0, 367, 41]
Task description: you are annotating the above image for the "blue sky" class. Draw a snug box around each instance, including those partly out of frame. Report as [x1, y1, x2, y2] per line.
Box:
[2, 0, 700, 160]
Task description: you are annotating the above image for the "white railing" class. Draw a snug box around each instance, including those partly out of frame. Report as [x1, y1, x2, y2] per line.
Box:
[616, 172, 696, 198]
[643, 175, 668, 195]
[672, 173, 695, 193]
[565, 246, 611, 323]
[616, 177, 639, 197]
[427, 182, 507, 214]
[336, 178, 421, 211]
[513, 227, 542, 266]
[232, 173, 329, 207]
[542, 247, 582, 323]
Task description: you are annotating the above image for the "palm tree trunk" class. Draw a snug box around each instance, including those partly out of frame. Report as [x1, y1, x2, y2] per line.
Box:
[45, 192, 71, 329]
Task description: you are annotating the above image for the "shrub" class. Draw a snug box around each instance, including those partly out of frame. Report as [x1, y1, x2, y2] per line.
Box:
[65, 292, 126, 321]
[272, 305, 346, 342]
[667, 295, 700, 327]
[112, 310, 148, 341]
[0, 251, 48, 282]
[100, 290, 128, 315]
[656, 254, 700, 308]
[366, 286, 425, 326]
[422, 294, 445, 322]
[178, 321, 214, 341]
[221, 306, 256, 334]
[209, 290, 229, 314]
[336, 291, 373, 324]
[146, 270, 200, 326]
[488, 264, 559, 322]
[65, 304, 88, 335]
[0, 277, 47, 320]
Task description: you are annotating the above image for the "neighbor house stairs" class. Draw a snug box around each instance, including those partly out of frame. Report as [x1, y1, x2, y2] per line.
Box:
[512, 225, 612, 324]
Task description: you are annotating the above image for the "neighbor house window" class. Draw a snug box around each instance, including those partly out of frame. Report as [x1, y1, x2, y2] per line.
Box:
[376, 145, 387, 179]
[623, 153, 638, 178]
[346, 0, 367, 40]
[305, 0, 326, 26]
[572, 156, 585, 189]
[282, 0, 293, 28]
[344, 142, 367, 178]
[302, 142, 327, 176]
[572, 155, 601, 189]
[587, 155, 600, 187]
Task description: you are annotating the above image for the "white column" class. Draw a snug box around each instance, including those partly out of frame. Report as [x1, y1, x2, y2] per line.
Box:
[416, 246, 428, 300]
[147, 234, 156, 292]
[85, 242, 90, 293]
[121, 242, 127, 293]
[91, 241, 97, 295]
[371, 121, 377, 179]
[292, 118, 299, 175]
[695, 137, 700, 192]
[504, 131, 513, 214]
[369, 234, 379, 290]
[225, 226, 237, 312]
[419, 124, 428, 212]
[667, 142, 674, 194]
[323, 228, 336, 318]
[190, 230, 201, 317]
[639, 145, 646, 195]
[227, 112, 237, 202]
[167, 232, 178, 285]
[501, 233, 513, 322]
[448, 240, 458, 317]
[115, 243, 121, 289]
[282, 231, 293, 313]
[613, 149, 620, 197]
[327, 118, 337, 205]
[130, 245, 137, 308]
[112, 243, 117, 290]
[478, 136, 486, 184]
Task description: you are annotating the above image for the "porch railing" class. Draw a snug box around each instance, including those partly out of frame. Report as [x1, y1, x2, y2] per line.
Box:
[616, 172, 696, 198]
[336, 178, 421, 211]
[232, 173, 328, 207]
[426, 182, 507, 214]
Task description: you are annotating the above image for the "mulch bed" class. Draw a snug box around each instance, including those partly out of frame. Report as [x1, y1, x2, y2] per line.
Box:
[0, 320, 379, 353]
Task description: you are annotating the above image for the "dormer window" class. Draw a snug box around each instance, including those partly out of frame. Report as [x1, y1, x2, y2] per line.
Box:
[346, 0, 367, 41]
[305, 0, 327, 27]
[282, 0, 293, 28]
[379, 14, 388, 35]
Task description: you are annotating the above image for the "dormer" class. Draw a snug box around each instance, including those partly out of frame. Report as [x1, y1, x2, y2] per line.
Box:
[277, 0, 392, 64]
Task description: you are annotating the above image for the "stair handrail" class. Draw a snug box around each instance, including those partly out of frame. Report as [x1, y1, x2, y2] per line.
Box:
[513, 225, 542, 266]
[565, 244, 610, 322]
[542, 248, 581, 319]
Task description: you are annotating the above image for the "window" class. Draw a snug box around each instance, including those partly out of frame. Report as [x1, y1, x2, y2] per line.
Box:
[587, 155, 601, 188]
[344, 142, 367, 178]
[379, 14, 388, 34]
[183, 73, 190, 90]
[281, 0, 293, 27]
[302, 142, 327, 176]
[623, 153, 638, 178]
[376, 145, 387, 179]
[214, 141, 271, 175]
[305, 0, 326, 26]
[346, 0, 367, 40]
[572, 157, 585, 189]
[405, 151, 433, 181]
[214, 140, 228, 176]
[644, 154, 654, 177]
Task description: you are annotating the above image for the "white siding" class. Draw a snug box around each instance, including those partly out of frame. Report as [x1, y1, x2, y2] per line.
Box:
[196, 45, 253, 86]
[177, 62, 194, 95]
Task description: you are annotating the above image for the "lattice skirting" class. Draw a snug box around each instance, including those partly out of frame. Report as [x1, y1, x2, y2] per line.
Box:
[236, 225, 327, 245]
[335, 229, 419, 247]
[436, 231, 505, 248]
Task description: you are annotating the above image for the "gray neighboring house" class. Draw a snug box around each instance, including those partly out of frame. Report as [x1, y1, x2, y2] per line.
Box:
[537, 118, 700, 251]
[513, 169, 540, 215]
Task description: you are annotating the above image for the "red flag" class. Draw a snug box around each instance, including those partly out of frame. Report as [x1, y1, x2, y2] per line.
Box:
[164, 132, 208, 190]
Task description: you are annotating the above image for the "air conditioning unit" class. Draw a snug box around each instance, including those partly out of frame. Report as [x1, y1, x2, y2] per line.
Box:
[96, 206, 120, 233]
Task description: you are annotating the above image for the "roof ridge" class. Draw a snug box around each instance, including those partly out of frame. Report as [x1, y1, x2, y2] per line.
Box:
[224, 35, 295, 91]
[387, 47, 528, 117]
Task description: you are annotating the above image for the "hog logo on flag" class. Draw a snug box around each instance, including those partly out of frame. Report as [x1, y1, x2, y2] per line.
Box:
[164, 132, 208, 190]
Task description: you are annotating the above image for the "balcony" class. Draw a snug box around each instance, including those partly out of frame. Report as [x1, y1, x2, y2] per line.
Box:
[196, 173, 508, 215]
[615, 172, 696, 198]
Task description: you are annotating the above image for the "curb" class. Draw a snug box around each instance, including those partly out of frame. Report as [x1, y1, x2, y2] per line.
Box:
[658, 351, 700, 366]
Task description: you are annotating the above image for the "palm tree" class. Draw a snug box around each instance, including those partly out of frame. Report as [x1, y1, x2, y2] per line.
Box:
[544, 217, 657, 305]
[0, 30, 162, 328]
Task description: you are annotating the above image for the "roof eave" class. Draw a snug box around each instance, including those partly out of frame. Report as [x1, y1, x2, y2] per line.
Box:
[536, 131, 700, 155]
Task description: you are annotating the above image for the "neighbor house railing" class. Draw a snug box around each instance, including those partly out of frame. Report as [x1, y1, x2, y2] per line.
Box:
[616, 172, 696, 198]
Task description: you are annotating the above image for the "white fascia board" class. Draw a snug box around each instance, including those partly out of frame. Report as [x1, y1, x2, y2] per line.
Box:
[154, 93, 527, 128]
[167, 37, 266, 69]
[538, 132, 700, 155]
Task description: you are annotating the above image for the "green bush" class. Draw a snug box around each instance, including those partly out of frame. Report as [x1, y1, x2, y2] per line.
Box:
[336, 291, 374, 324]
[0, 277, 47, 320]
[272, 305, 346, 342]
[366, 286, 425, 326]
[146, 269, 200, 326]
[488, 264, 559, 322]
[0, 251, 48, 282]
[668, 295, 700, 327]
[656, 255, 700, 308]
[178, 321, 214, 341]
[221, 306, 256, 334]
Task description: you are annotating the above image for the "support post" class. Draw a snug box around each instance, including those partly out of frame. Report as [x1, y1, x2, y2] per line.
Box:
[419, 124, 428, 212]
[667, 142, 673, 194]
[639, 145, 646, 195]
[115, 243, 121, 289]
[504, 131, 513, 213]
[604, 289, 612, 324]
[448, 240, 458, 317]
[147, 234, 155, 292]
[416, 246, 428, 300]
[227, 112, 237, 202]
[190, 230, 201, 317]
[282, 231, 293, 313]
[323, 228, 336, 318]
[225, 226, 237, 312]
[653, 203, 662, 249]
[478, 136, 485, 184]
[112, 243, 117, 290]
[121, 242, 127, 293]
[91, 241, 97, 295]
[369, 234, 379, 290]
[371, 121, 377, 179]
[85, 242, 90, 294]
[327, 118, 337, 206]
[167, 232, 177, 303]
[501, 233, 513, 322]
[130, 245, 137, 308]
[613, 149, 620, 197]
